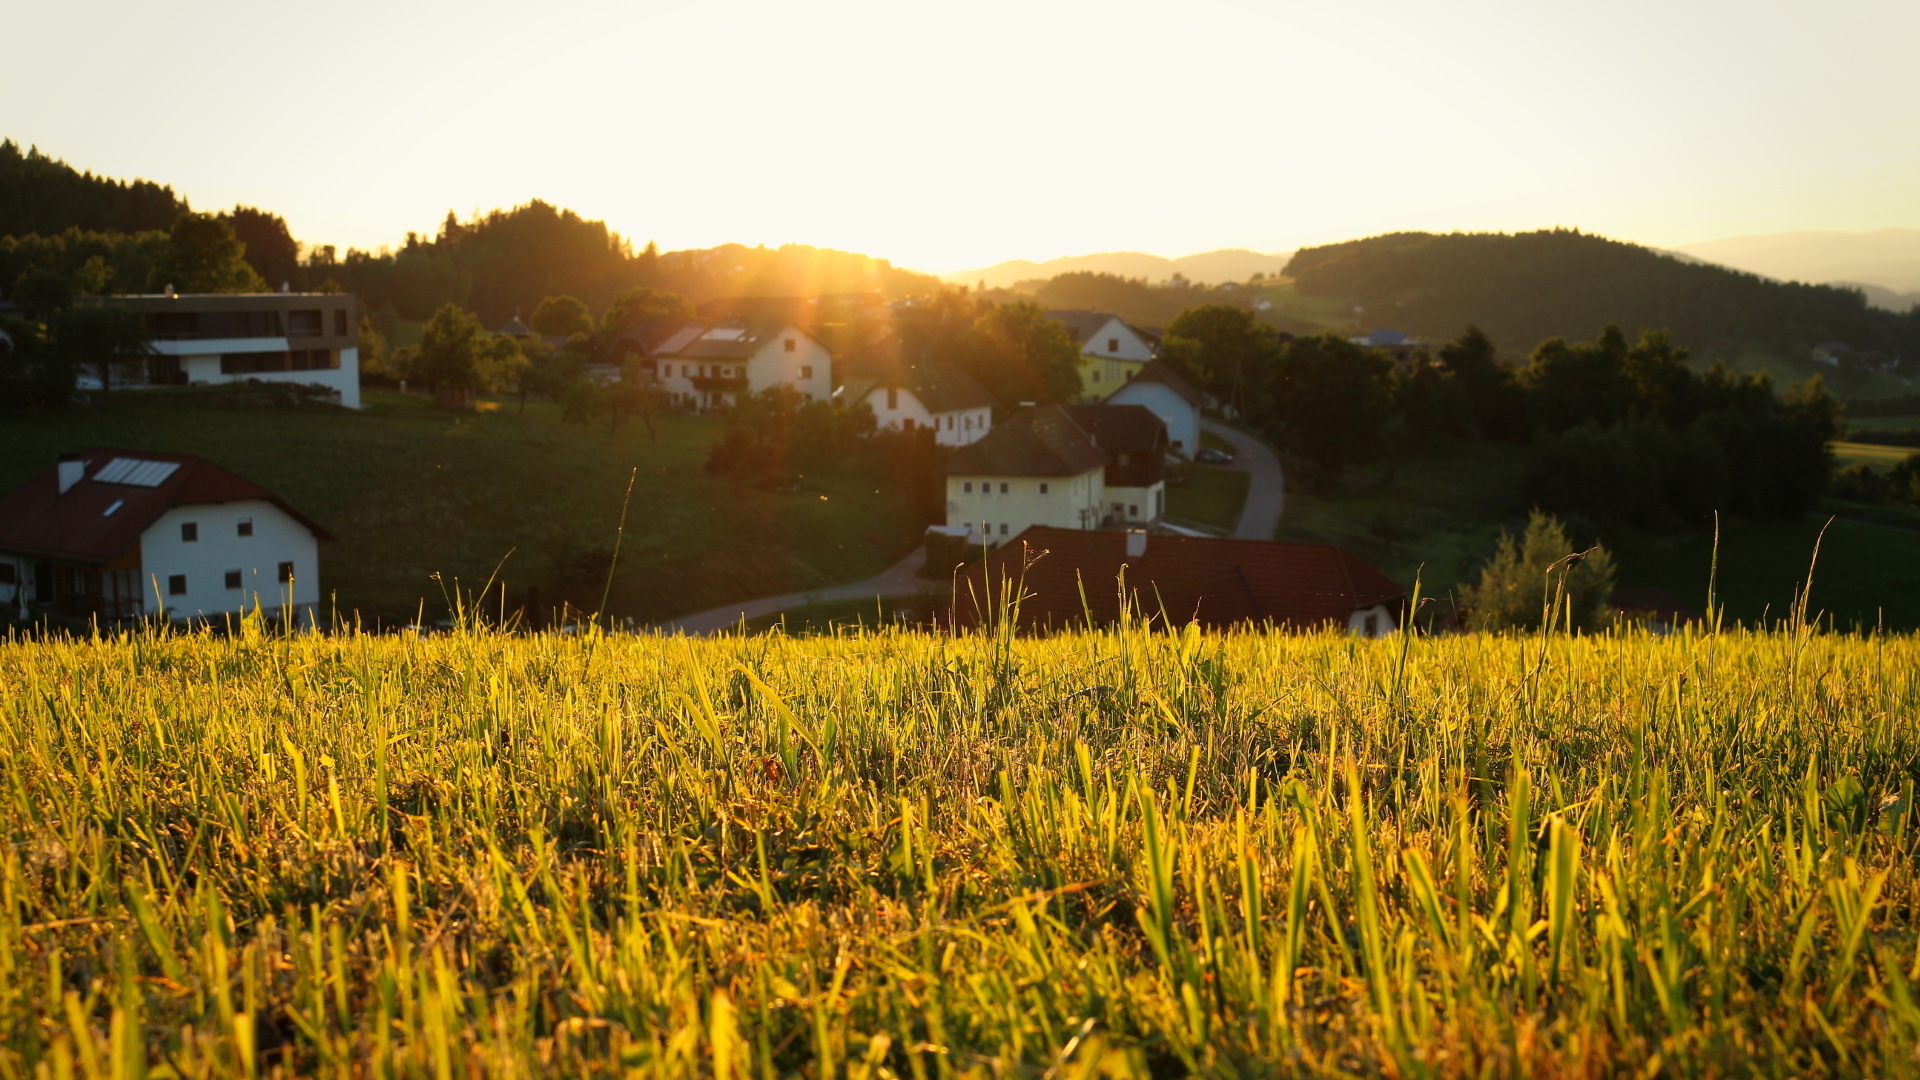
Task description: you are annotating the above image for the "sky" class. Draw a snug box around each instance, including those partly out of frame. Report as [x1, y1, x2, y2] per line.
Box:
[6, 0, 1917, 275]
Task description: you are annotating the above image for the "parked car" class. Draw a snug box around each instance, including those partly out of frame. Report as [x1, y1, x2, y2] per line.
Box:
[1196, 447, 1235, 465]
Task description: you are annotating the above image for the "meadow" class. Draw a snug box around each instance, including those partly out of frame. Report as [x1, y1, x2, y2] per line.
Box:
[5, 613, 1920, 1077]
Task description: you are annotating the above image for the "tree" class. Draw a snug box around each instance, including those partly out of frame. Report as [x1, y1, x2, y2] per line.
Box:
[1263, 333, 1393, 476]
[1435, 325, 1524, 439]
[226, 206, 300, 288]
[530, 295, 593, 337]
[0, 314, 74, 410]
[603, 361, 666, 437]
[47, 304, 152, 396]
[155, 212, 267, 294]
[600, 287, 692, 340]
[411, 304, 492, 401]
[1468, 511, 1616, 632]
[955, 302, 1082, 406]
[355, 314, 396, 383]
[1162, 304, 1282, 410]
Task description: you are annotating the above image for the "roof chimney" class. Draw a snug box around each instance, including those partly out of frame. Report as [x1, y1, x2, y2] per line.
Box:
[1125, 529, 1147, 559]
[57, 454, 85, 495]
[163, 283, 175, 297]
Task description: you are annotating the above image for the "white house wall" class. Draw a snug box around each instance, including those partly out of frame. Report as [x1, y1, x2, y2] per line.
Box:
[1106, 381, 1198, 453]
[174, 345, 362, 409]
[945, 468, 1105, 542]
[138, 499, 321, 621]
[1103, 481, 1166, 525]
[747, 332, 833, 402]
[864, 389, 991, 446]
[1081, 317, 1154, 364]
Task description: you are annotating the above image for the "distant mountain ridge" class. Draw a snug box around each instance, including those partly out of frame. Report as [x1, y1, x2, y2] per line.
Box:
[1676, 229, 1920, 303]
[948, 248, 1292, 290]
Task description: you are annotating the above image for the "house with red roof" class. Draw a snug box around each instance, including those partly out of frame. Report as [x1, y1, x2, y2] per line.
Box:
[941, 526, 1405, 636]
[0, 450, 333, 625]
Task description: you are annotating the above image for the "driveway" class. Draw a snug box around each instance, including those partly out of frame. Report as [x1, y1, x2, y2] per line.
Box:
[1202, 419, 1285, 540]
[652, 545, 927, 635]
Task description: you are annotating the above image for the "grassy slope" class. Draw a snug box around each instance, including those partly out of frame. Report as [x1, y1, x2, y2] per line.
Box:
[4, 627, 1919, 1076]
[1275, 436, 1920, 628]
[1165, 465, 1248, 532]
[0, 391, 923, 623]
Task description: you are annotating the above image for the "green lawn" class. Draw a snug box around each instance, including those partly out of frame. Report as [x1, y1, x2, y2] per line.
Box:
[1274, 437, 1531, 604]
[1846, 413, 1920, 432]
[0, 391, 924, 625]
[1615, 516, 1920, 630]
[1165, 465, 1248, 533]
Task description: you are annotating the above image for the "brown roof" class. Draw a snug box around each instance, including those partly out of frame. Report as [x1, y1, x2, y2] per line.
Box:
[944, 406, 1107, 478]
[0, 449, 333, 566]
[1116, 360, 1206, 407]
[942, 526, 1405, 632]
[651, 319, 819, 360]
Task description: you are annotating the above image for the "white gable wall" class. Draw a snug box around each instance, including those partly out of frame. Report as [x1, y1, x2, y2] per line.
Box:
[863, 387, 992, 446]
[946, 467, 1105, 543]
[1106, 380, 1199, 452]
[138, 499, 321, 621]
[748, 330, 833, 402]
[1080, 317, 1154, 363]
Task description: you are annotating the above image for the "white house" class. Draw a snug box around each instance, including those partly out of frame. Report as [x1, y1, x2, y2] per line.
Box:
[1048, 310, 1159, 400]
[648, 320, 833, 410]
[0, 450, 332, 625]
[943, 406, 1108, 545]
[843, 361, 996, 446]
[1103, 360, 1206, 454]
[86, 292, 362, 408]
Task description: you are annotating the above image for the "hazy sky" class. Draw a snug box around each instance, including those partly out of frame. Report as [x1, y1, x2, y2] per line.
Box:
[7, 0, 1916, 273]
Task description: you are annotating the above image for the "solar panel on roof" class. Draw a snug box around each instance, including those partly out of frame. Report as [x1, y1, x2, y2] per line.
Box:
[93, 457, 181, 487]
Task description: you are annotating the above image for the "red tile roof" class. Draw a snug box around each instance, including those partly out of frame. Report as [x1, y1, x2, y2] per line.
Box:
[940, 526, 1405, 632]
[0, 449, 333, 566]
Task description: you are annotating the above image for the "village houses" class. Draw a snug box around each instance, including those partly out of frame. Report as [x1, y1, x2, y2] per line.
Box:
[1047, 310, 1158, 400]
[627, 319, 833, 410]
[83, 291, 362, 407]
[0, 450, 332, 626]
[1102, 359, 1206, 454]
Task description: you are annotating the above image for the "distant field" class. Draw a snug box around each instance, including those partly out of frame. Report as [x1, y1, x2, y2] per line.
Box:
[5, 625, 1918, 1075]
[1832, 440, 1917, 471]
[0, 391, 923, 624]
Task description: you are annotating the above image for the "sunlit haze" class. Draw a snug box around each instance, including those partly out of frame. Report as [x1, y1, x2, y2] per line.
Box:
[8, 0, 1917, 274]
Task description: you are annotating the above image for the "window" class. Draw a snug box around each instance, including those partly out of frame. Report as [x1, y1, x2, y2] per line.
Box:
[1128, 504, 1139, 517]
[0, 564, 16, 585]
[181, 522, 198, 542]
[998, 482, 1009, 494]
[945, 416, 954, 430]
[288, 310, 323, 337]
[799, 365, 813, 378]
[963, 482, 973, 493]
[784, 339, 796, 352]
[1091, 371, 1101, 383]
[334, 309, 349, 336]
[237, 517, 253, 537]
[1364, 614, 1380, 636]
[902, 418, 915, 430]
[1108, 338, 1119, 353]
[167, 574, 187, 596]
[887, 387, 898, 409]
[1039, 482, 1050, 495]
[224, 570, 242, 590]
[277, 561, 295, 583]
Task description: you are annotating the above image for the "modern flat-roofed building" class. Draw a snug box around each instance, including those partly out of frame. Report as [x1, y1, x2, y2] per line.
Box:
[89, 292, 361, 408]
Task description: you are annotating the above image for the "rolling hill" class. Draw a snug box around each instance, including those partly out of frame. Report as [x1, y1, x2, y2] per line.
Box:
[1283, 229, 1920, 375]
[949, 248, 1291, 290]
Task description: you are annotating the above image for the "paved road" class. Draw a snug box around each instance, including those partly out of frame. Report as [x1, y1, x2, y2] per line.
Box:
[652, 545, 927, 635]
[1202, 419, 1285, 540]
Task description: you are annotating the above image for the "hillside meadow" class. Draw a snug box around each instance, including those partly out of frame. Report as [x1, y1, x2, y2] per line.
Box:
[4, 616, 1920, 1077]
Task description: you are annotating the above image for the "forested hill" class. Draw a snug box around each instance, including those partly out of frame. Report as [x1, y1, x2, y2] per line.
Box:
[1285, 229, 1920, 362]
[0, 141, 184, 236]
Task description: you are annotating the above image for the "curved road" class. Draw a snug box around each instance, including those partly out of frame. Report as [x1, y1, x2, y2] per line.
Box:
[653, 545, 927, 635]
[1202, 419, 1285, 540]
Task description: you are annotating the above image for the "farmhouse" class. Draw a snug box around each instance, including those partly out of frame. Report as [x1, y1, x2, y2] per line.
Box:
[646, 319, 832, 410]
[1103, 360, 1206, 454]
[1066, 404, 1169, 526]
[1348, 328, 1427, 363]
[0, 450, 332, 625]
[1048, 310, 1158, 400]
[943, 406, 1108, 544]
[90, 291, 362, 408]
[841, 360, 995, 446]
[945, 526, 1405, 635]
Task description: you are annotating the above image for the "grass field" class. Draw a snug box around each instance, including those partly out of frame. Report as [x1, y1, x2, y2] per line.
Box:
[1833, 441, 1918, 472]
[0, 391, 924, 625]
[5, 621, 1920, 1076]
[1166, 466, 1249, 533]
